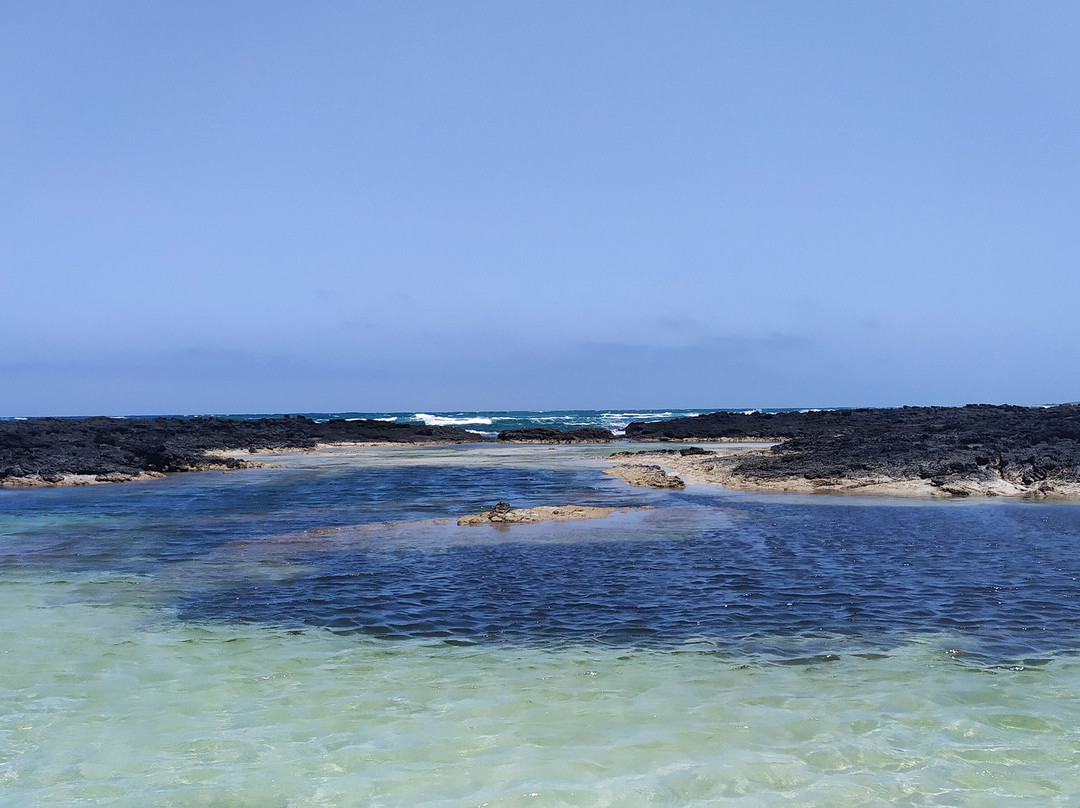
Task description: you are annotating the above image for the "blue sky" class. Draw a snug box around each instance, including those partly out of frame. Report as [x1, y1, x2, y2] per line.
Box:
[3, 2, 1078, 415]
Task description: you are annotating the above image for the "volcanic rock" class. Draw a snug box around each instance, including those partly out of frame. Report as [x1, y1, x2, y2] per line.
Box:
[624, 404, 1080, 499]
[0, 415, 490, 485]
[497, 427, 618, 443]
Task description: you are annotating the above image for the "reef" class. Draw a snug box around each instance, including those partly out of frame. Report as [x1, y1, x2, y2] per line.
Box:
[0, 415, 488, 486]
[497, 427, 618, 443]
[624, 404, 1080, 499]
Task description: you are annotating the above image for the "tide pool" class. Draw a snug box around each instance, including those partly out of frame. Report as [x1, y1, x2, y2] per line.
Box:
[2, 443, 1079, 805]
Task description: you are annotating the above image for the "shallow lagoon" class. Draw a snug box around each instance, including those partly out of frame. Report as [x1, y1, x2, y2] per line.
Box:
[3, 444, 1080, 805]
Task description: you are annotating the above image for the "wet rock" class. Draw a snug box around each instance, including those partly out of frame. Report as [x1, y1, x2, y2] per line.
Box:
[609, 447, 716, 460]
[94, 472, 135, 483]
[624, 404, 1080, 496]
[603, 463, 686, 489]
[0, 416, 491, 485]
[497, 427, 618, 443]
[609, 448, 684, 458]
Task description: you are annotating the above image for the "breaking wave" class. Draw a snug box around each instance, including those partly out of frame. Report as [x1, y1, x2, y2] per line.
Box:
[414, 413, 495, 427]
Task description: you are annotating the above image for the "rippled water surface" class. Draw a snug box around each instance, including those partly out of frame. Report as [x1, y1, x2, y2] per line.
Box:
[3, 444, 1080, 805]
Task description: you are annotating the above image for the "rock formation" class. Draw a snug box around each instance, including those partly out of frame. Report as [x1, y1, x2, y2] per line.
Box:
[625, 404, 1080, 499]
[0, 415, 489, 486]
[497, 427, 618, 443]
[602, 464, 686, 489]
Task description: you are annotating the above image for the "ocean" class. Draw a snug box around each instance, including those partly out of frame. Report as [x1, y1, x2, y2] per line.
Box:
[2, 411, 1079, 805]
[0, 408, 733, 436]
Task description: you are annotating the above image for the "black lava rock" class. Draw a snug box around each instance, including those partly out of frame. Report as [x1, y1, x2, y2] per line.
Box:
[625, 404, 1080, 487]
[497, 427, 618, 443]
[0, 416, 490, 482]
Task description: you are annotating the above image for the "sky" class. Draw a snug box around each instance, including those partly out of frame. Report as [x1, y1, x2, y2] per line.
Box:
[2, 2, 1078, 415]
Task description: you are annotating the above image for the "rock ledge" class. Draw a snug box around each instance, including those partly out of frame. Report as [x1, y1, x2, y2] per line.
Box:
[603, 464, 686, 489]
[497, 427, 618, 443]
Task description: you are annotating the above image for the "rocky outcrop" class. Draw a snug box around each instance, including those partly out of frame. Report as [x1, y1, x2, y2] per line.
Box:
[609, 447, 716, 459]
[603, 464, 686, 489]
[0, 415, 489, 486]
[497, 427, 618, 443]
[625, 405, 1080, 499]
[457, 501, 621, 525]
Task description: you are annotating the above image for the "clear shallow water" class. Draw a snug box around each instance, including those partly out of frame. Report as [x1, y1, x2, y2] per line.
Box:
[3, 441, 1080, 805]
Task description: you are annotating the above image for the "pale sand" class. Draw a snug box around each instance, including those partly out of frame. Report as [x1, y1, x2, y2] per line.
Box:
[285, 505, 629, 532]
[208, 441, 483, 462]
[207, 443, 410, 459]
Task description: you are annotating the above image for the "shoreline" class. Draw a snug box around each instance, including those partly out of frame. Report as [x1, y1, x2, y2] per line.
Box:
[0, 416, 491, 488]
[3, 405, 1079, 501]
[602, 450, 1080, 501]
[0, 470, 170, 489]
[617, 404, 1080, 501]
[11, 440, 1080, 501]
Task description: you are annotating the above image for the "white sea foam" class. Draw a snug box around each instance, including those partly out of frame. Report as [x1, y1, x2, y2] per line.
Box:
[414, 413, 494, 427]
[602, 412, 674, 419]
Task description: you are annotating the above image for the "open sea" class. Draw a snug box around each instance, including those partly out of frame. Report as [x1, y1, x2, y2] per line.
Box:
[2, 410, 1080, 806]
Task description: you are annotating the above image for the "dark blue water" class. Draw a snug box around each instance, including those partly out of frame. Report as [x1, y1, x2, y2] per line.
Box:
[4, 456, 1079, 663]
[1, 407, 769, 436]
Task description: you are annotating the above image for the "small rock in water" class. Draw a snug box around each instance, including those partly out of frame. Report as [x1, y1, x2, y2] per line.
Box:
[457, 503, 622, 526]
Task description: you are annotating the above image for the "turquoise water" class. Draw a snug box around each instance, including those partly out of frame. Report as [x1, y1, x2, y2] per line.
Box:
[3, 436, 1080, 805]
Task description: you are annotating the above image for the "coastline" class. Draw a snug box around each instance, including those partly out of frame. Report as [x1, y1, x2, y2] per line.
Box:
[3, 405, 1079, 501]
[0, 416, 489, 488]
[0, 470, 169, 488]
[603, 449, 1080, 501]
[616, 404, 1080, 501]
